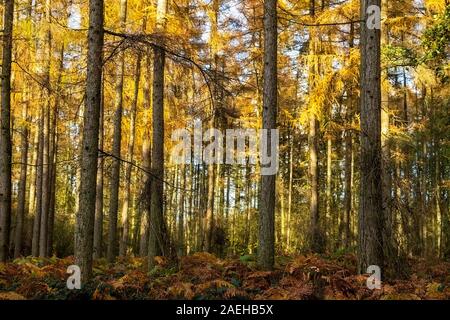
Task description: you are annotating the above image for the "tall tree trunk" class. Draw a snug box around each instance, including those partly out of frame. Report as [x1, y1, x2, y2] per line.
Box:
[139, 48, 152, 257]
[286, 131, 293, 251]
[148, 0, 171, 268]
[325, 135, 332, 243]
[107, 0, 128, 263]
[93, 82, 104, 259]
[0, 0, 14, 262]
[258, 0, 277, 270]
[26, 127, 38, 256]
[307, 0, 324, 254]
[343, 118, 353, 248]
[120, 53, 141, 257]
[75, 0, 104, 281]
[177, 165, 186, 256]
[40, 5, 56, 257]
[32, 108, 44, 256]
[343, 22, 355, 249]
[14, 91, 29, 258]
[358, 0, 386, 273]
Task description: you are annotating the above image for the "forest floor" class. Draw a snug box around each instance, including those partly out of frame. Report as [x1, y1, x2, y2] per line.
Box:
[0, 252, 449, 300]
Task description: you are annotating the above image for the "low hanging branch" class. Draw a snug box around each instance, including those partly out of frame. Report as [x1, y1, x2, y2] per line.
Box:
[103, 28, 216, 111]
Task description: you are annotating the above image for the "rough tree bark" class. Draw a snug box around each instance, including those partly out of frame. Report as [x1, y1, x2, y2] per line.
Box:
[93, 82, 104, 259]
[32, 109, 44, 256]
[148, 0, 171, 268]
[358, 0, 385, 273]
[0, 0, 14, 262]
[139, 50, 152, 257]
[307, 0, 325, 254]
[258, 0, 277, 270]
[75, 0, 104, 281]
[107, 0, 127, 263]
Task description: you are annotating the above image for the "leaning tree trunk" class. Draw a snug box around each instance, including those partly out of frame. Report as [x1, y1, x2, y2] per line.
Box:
[75, 0, 104, 282]
[258, 0, 277, 271]
[358, 0, 386, 273]
[107, 0, 127, 263]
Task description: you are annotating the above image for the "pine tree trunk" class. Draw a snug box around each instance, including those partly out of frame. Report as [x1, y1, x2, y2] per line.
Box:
[148, 0, 171, 268]
[120, 53, 141, 257]
[27, 126, 38, 256]
[139, 49, 152, 257]
[177, 165, 186, 256]
[107, 0, 127, 263]
[258, 0, 277, 270]
[0, 0, 14, 262]
[75, 0, 104, 281]
[32, 109, 44, 256]
[325, 136, 332, 243]
[358, 0, 385, 273]
[14, 91, 29, 258]
[93, 83, 104, 259]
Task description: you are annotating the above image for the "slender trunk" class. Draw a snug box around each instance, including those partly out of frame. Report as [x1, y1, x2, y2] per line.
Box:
[120, 53, 141, 256]
[139, 49, 152, 257]
[307, 0, 324, 253]
[325, 135, 332, 242]
[75, 0, 104, 281]
[93, 83, 104, 259]
[343, 123, 353, 248]
[32, 109, 44, 256]
[14, 91, 29, 258]
[148, 0, 171, 268]
[0, 0, 14, 262]
[286, 132, 293, 251]
[107, 0, 127, 263]
[177, 165, 186, 256]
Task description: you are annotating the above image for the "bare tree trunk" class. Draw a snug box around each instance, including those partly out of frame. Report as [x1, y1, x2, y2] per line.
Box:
[343, 22, 355, 249]
[204, 135, 215, 252]
[120, 53, 141, 257]
[307, 0, 325, 254]
[46, 45, 65, 257]
[286, 131, 293, 251]
[325, 136, 332, 243]
[14, 91, 29, 258]
[26, 128, 38, 255]
[38, 0, 53, 258]
[107, 0, 128, 263]
[343, 122, 353, 248]
[258, 0, 277, 270]
[178, 165, 186, 256]
[75, 0, 104, 281]
[93, 83, 104, 259]
[148, 0, 171, 268]
[358, 0, 386, 273]
[0, 0, 14, 262]
[32, 108, 44, 256]
[139, 49, 152, 257]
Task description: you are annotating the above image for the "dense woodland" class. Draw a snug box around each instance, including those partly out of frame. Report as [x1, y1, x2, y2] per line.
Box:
[0, 0, 449, 300]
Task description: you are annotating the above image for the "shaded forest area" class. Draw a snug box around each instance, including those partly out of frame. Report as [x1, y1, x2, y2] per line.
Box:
[0, 0, 449, 300]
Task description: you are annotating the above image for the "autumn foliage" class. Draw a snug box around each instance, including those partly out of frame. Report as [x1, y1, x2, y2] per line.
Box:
[1, 253, 449, 300]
